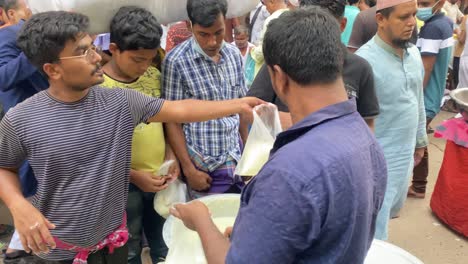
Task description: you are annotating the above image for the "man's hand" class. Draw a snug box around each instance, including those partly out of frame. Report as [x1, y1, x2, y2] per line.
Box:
[170, 201, 211, 231]
[184, 167, 212, 191]
[238, 97, 266, 117]
[223, 227, 233, 238]
[414, 147, 425, 167]
[10, 200, 56, 254]
[166, 161, 181, 183]
[130, 170, 168, 193]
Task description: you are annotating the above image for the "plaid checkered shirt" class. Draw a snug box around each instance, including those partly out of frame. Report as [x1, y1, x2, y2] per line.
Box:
[162, 38, 248, 172]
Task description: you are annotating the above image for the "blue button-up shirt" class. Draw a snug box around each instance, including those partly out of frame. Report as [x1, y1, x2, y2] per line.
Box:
[0, 20, 48, 197]
[162, 38, 247, 171]
[226, 99, 387, 264]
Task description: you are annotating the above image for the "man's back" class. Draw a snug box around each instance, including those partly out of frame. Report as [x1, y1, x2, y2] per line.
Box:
[0, 21, 48, 113]
[226, 100, 387, 263]
[248, 47, 379, 120]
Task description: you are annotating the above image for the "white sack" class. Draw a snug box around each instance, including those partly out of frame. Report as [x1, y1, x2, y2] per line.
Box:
[28, 0, 260, 34]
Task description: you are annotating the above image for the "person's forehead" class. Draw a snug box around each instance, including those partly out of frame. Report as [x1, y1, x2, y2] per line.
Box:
[61, 33, 92, 54]
[194, 15, 225, 31]
[393, 0, 417, 13]
[235, 33, 247, 38]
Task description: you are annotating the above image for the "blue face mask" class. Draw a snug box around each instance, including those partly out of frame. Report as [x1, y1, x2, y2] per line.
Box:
[416, 1, 440, 22]
[192, 37, 225, 60]
[416, 7, 433, 21]
[190, 21, 225, 60]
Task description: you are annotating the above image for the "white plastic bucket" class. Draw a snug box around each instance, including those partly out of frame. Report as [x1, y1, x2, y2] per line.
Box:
[365, 240, 424, 264]
[163, 195, 424, 264]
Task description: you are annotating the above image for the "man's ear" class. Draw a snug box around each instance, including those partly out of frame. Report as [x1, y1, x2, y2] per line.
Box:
[43, 63, 62, 81]
[108, 43, 119, 56]
[269, 64, 289, 97]
[375, 12, 386, 29]
[340, 17, 348, 33]
[186, 20, 193, 32]
[7, 9, 15, 20]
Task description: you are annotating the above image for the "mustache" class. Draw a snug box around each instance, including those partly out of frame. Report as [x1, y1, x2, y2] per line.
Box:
[92, 63, 103, 75]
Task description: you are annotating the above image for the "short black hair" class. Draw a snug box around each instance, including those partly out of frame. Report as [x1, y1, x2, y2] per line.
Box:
[378, 6, 395, 17]
[187, 0, 228, 27]
[348, 0, 360, 5]
[300, 0, 346, 18]
[0, 0, 18, 11]
[17, 11, 90, 75]
[110, 6, 162, 51]
[263, 7, 344, 85]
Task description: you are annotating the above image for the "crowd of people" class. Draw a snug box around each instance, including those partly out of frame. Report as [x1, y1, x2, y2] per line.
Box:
[0, 0, 464, 263]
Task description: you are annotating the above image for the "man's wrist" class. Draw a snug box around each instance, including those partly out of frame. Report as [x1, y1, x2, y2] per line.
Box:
[182, 164, 196, 175]
[8, 197, 30, 215]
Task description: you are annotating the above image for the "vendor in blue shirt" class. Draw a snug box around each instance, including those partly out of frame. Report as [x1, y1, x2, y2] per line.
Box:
[171, 7, 387, 264]
[0, 0, 48, 198]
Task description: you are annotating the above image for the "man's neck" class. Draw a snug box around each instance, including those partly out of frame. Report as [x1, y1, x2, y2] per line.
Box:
[287, 78, 348, 125]
[238, 46, 248, 56]
[103, 60, 137, 83]
[47, 84, 90, 103]
[377, 31, 404, 58]
[271, 4, 288, 14]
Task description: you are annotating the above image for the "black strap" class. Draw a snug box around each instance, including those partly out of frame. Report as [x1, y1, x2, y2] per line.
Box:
[249, 6, 263, 42]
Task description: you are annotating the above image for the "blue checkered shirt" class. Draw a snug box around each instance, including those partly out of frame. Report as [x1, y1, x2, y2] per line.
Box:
[162, 38, 248, 172]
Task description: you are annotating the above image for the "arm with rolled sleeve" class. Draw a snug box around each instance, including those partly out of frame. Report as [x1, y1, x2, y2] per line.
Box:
[226, 167, 321, 264]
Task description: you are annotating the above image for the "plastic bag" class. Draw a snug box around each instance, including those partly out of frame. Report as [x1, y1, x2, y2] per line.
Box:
[28, 0, 259, 34]
[234, 104, 282, 176]
[154, 160, 187, 218]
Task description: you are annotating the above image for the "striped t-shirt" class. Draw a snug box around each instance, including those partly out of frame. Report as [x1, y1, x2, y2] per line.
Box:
[0, 87, 164, 260]
[416, 13, 454, 119]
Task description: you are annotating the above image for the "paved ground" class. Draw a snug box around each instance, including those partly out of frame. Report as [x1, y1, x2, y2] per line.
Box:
[387, 111, 468, 264]
[1, 111, 467, 264]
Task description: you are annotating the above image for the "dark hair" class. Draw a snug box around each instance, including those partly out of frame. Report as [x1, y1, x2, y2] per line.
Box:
[366, 0, 377, 7]
[0, 0, 18, 11]
[187, 0, 228, 27]
[348, 0, 360, 5]
[110, 6, 162, 51]
[17, 11, 90, 75]
[377, 6, 395, 18]
[300, 0, 346, 18]
[264, 7, 344, 85]
[234, 25, 249, 36]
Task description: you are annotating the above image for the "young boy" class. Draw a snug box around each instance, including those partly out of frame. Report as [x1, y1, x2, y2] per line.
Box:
[100, 6, 176, 263]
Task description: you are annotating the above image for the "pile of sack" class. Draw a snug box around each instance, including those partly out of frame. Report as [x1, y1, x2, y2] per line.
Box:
[28, 0, 259, 33]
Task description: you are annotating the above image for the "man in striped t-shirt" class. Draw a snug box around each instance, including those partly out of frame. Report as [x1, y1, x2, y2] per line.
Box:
[0, 11, 263, 264]
[410, 0, 454, 199]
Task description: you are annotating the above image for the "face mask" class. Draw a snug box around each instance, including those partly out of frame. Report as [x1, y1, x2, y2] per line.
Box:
[190, 20, 225, 60]
[416, 1, 439, 21]
[192, 37, 225, 60]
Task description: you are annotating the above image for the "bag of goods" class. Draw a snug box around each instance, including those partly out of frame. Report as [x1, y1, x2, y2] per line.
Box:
[234, 104, 282, 177]
[153, 160, 187, 218]
[27, 0, 260, 34]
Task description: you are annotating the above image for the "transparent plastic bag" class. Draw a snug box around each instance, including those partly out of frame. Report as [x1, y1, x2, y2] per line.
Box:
[154, 160, 187, 219]
[234, 104, 282, 176]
